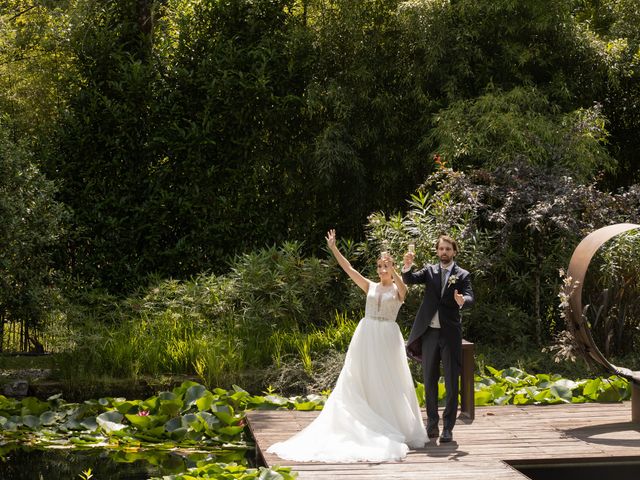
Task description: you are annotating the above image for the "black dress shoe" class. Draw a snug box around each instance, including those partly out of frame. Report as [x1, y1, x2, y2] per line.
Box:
[427, 427, 440, 439]
[440, 429, 453, 443]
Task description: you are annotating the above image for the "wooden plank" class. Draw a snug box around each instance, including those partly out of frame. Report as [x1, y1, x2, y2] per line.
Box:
[247, 402, 640, 479]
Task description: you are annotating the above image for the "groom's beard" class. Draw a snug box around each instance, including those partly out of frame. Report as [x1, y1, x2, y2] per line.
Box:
[439, 256, 453, 266]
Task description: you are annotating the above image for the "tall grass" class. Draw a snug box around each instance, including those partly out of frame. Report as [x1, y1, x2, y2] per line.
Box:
[55, 308, 362, 394]
[52, 243, 362, 392]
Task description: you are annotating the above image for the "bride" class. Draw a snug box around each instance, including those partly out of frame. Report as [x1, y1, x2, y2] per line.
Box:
[267, 229, 427, 463]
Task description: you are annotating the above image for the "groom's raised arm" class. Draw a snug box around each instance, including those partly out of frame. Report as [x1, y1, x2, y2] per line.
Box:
[401, 251, 427, 284]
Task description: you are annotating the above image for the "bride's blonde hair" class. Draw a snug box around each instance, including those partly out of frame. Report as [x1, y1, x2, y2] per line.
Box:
[377, 253, 395, 266]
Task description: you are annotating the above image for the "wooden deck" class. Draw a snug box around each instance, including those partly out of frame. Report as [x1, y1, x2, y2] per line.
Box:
[247, 402, 640, 479]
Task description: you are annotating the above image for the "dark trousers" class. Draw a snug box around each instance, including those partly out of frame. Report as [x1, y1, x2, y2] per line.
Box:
[421, 327, 459, 431]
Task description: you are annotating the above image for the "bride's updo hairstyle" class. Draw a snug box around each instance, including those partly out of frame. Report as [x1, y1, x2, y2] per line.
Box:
[377, 251, 395, 266]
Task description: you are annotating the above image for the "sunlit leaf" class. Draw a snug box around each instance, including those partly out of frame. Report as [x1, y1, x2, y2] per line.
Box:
[164, 417, 182, 432]
[198, 411, 221, 432]
[39, 411, 57, 426]
[473, 389, 493, 406]
[126, 413, 154, 429]
[114, 401, 138, 415]
[263, 395, 288, 406]
[21, 398, 49, 416]
[595, 383, 623, 402]
[582, 378, 602, 397]
[22, 415, 40, 429]
[184, 385, 207, 409]
[96, 411, 127, 434]
[159, 399, 182, 417]
[182, 413, 202, 431]
[550, 384, 572, 402]
[158, 392, 177, 401]
[494, 395, 512, 405]
[533, 389, 550, 402]
[196, 392, 215, 412]
[553, 379, 578, 391]
[80, 417, 99, 432]
[293, 401, 316, 411]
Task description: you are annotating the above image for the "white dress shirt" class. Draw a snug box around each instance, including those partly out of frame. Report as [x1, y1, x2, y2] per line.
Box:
[430, 265, 451, 328]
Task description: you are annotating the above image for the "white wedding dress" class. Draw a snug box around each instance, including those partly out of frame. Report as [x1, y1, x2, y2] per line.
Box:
[267, 281, 427, 462]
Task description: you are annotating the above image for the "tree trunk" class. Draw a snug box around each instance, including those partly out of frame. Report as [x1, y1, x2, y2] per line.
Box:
[137, 0, 153, 37]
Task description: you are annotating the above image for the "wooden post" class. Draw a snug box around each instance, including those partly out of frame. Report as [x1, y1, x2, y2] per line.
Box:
[632, 381, 640, 423]
[460, 339, 475, 420]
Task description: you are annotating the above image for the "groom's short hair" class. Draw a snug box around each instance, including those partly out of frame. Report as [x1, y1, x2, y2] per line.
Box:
[435, 235, 458, 253]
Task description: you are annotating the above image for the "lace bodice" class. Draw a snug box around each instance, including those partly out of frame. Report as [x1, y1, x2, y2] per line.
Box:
[364, 282, 402, 321]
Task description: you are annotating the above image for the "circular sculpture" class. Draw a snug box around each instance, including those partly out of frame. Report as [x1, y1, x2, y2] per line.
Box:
[565, 223, 640, 383]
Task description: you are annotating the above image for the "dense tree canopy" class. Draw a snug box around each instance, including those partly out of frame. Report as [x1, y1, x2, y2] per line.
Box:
[1, 0, 639, 318]
[0, 119, 67, 343]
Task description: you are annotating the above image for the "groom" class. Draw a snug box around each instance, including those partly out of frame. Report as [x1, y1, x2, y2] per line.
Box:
[402, 235, 474, 443]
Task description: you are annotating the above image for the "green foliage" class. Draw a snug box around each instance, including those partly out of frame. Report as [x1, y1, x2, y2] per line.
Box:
[0, 121, 68, 331]
[3, 0, 640, 298]
[367, 170, 484, 252]
[150, 463, 297, 480]
[45, 0, 160, 291]
[397, 0, 593, 102]
[0, 0, 76, 142]
[139, 0, 319, 279]
[53, 242, 356, 389]
[55, 279, 244, 387]
[574, 0, 640, 43]
[0, 381, 316, 449]
[1, 0, 640, 372]
[570, 1, 640, 187]
[431, 86, 614, 178]
[464, 302, 532, 350]
[474, 366, 630, 405]
[78, 468, 93, 480]
[0, 372, 630, 480]
[0, 381, 314, 478]
[229, 242, 338, 333]
[582, 229, 640, 357]
[304, 0, 434, 238]
[366, 165, 640, 348]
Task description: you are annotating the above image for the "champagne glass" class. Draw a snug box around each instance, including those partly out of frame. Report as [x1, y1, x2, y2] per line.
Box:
[381, 240, 390, 260]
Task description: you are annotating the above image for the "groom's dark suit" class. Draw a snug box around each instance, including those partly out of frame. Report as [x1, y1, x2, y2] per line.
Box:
[403, 262, 474, 435]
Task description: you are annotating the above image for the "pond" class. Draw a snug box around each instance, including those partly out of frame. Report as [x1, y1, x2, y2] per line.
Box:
[507, 457, 640, 480]
[0, 445, 244, 480]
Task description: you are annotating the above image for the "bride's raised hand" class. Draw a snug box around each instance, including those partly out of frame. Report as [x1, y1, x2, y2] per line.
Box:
[326, 229, 337, 249]
[326, 228, 368, 293]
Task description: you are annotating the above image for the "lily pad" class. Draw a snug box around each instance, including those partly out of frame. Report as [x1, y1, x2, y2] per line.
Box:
[96, 411, 127, 434]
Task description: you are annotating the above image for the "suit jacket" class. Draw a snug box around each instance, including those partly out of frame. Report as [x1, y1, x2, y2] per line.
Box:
[402, 262, 474, 363]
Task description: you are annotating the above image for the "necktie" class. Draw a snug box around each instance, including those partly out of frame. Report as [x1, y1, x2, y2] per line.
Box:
[441, 268, 447, 295]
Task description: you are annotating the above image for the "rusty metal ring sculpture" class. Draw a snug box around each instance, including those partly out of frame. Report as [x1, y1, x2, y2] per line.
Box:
[566, 223, 640, 383]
